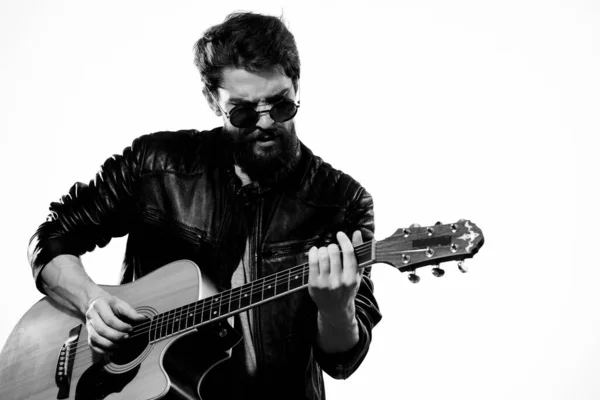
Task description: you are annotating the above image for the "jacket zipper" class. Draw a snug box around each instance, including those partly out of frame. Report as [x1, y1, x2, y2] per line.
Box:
[251, 197, 265, 369]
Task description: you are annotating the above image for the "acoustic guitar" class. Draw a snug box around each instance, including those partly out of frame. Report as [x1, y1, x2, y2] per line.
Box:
[0, 220, 484, 399]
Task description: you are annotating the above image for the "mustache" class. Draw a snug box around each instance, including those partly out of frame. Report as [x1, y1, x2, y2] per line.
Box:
[243, 126, 287, 140]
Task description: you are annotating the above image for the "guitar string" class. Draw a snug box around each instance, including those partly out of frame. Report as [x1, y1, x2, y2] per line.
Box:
[93, 242, 372, 341]
[66, 234, 457, 369]
[64, 243, 372, 352]
[63, 244, 375, 368]
[71, 233, 437, 353]
[65, 225, 464, 372]
[66, 230, 461, 368]
[108, 242, 372, 340]
[59, 226, 464, 372]
[65, 246, 374, 370]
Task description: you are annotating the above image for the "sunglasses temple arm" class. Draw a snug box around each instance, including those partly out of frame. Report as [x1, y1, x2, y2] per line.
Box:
[208, 89, 230, 118]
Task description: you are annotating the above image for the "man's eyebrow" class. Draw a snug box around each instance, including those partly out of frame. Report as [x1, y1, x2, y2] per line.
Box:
[229, 87, 291, 104]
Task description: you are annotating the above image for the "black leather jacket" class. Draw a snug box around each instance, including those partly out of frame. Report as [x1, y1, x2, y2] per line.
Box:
[28, 128, 382, 400]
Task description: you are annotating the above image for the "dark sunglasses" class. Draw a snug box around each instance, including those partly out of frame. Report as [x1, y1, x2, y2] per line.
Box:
[209, 87, 300, 129]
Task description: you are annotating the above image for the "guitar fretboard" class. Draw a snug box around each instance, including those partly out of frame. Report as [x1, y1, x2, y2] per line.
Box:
[147, 241, 374, 342]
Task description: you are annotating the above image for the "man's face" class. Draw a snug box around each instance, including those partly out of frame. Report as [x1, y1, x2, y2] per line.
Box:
[207, 67, 300, 184]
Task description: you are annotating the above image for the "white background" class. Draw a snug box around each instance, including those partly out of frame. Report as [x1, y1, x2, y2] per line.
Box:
[1, 1, 598, 399]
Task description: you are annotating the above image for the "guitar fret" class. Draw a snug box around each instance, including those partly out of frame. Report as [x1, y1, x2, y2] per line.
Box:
[165, 309, 173, 336]
[172, 308, 178, 334]
[227, 289, 232, 314]
[195, 300, 202, 325]
[264, 275, 275, 300]
[273, 273, 280, 296]
[157, 314, 162, 340]
[160, 311, 168, 338]
[229, 286, 241, 314]
[209, 296, 217, 321]
[202, 298, 212, 323]
[219, 290, 230, 316]
[161, 312, 167, 339]
[275, 272, 287, 295]
[250, 278, 261, 305]
[179, 304, 187, 332]
[237, 286, 244, 312]
[149, 315, 156, 342]
[164, 309, 170, 337]
[187, 304, 193, 330]
[302, 265, 308, 286]
[240, 283, 251, 309]
[173, 306, 182, 334]
[155, 312, 163, 340]
[187, 303, 195, 328]
[169, 309, 176, 335]
[192, 301, 198, 328]
[289, 269, 303, 291]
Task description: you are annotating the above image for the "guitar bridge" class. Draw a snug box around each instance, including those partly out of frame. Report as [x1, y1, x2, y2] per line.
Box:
[55, 325, 82, 399]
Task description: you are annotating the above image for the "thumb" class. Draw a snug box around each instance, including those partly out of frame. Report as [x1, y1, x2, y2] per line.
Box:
[113, 298, 146, 322]
[352, 230, 363, 246]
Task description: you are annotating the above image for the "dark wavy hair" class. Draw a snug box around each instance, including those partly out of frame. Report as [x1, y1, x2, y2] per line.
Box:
[193, 12, 300, 96]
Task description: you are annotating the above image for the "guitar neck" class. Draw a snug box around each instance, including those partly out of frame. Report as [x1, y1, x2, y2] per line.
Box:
[146, 241, 375, 342]
[135, 220, 484, 342]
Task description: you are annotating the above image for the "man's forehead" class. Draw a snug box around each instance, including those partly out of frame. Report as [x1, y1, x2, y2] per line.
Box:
[219, 67, 292, 102]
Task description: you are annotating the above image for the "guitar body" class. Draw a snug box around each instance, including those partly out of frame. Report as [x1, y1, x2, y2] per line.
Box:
[0, 260, 241, 400]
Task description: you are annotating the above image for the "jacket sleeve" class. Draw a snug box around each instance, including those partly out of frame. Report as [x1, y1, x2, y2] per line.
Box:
[313, 185, 383, 379]
[27, 137, 147, 294]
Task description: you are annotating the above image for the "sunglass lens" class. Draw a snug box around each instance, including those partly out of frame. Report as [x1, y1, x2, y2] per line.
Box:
[230, 107, 258, 128]
[270, 100, 298, 122]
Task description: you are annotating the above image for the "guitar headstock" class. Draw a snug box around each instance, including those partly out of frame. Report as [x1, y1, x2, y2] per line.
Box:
[375, 220, 484, 281]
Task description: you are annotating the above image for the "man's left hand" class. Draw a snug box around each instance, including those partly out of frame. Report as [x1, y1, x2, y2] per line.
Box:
[308, 230, 363, 323]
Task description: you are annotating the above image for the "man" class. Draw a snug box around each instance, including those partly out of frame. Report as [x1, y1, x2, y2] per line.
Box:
[28, 12, 381, 400]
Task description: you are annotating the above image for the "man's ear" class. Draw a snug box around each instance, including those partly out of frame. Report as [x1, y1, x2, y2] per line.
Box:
[202, 86, 223, 117]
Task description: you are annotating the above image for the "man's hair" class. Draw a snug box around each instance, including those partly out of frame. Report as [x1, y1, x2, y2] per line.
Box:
[193, 12, 300, 95]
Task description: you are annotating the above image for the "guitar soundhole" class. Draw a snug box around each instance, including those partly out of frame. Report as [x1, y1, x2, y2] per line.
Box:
[109, 334, 149, 366]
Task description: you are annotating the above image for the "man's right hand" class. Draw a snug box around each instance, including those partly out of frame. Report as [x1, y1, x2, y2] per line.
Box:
[85, 291, 147, 355]
[39, 255, 147, 355]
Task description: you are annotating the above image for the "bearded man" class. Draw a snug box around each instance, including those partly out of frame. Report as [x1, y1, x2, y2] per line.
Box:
[28, 11, 381, 400]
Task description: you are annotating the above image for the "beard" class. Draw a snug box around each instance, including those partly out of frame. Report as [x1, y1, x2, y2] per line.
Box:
[223, 123, 301, 187]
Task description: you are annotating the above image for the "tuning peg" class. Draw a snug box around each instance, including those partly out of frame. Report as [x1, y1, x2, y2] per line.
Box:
[457, 260, 468, 273]
[408, 271, 420, 283]
[435, 221, 442, 226]
[431, 264, 445, 277]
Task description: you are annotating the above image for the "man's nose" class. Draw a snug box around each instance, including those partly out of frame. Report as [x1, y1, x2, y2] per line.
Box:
[254, 107, 274, 129]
